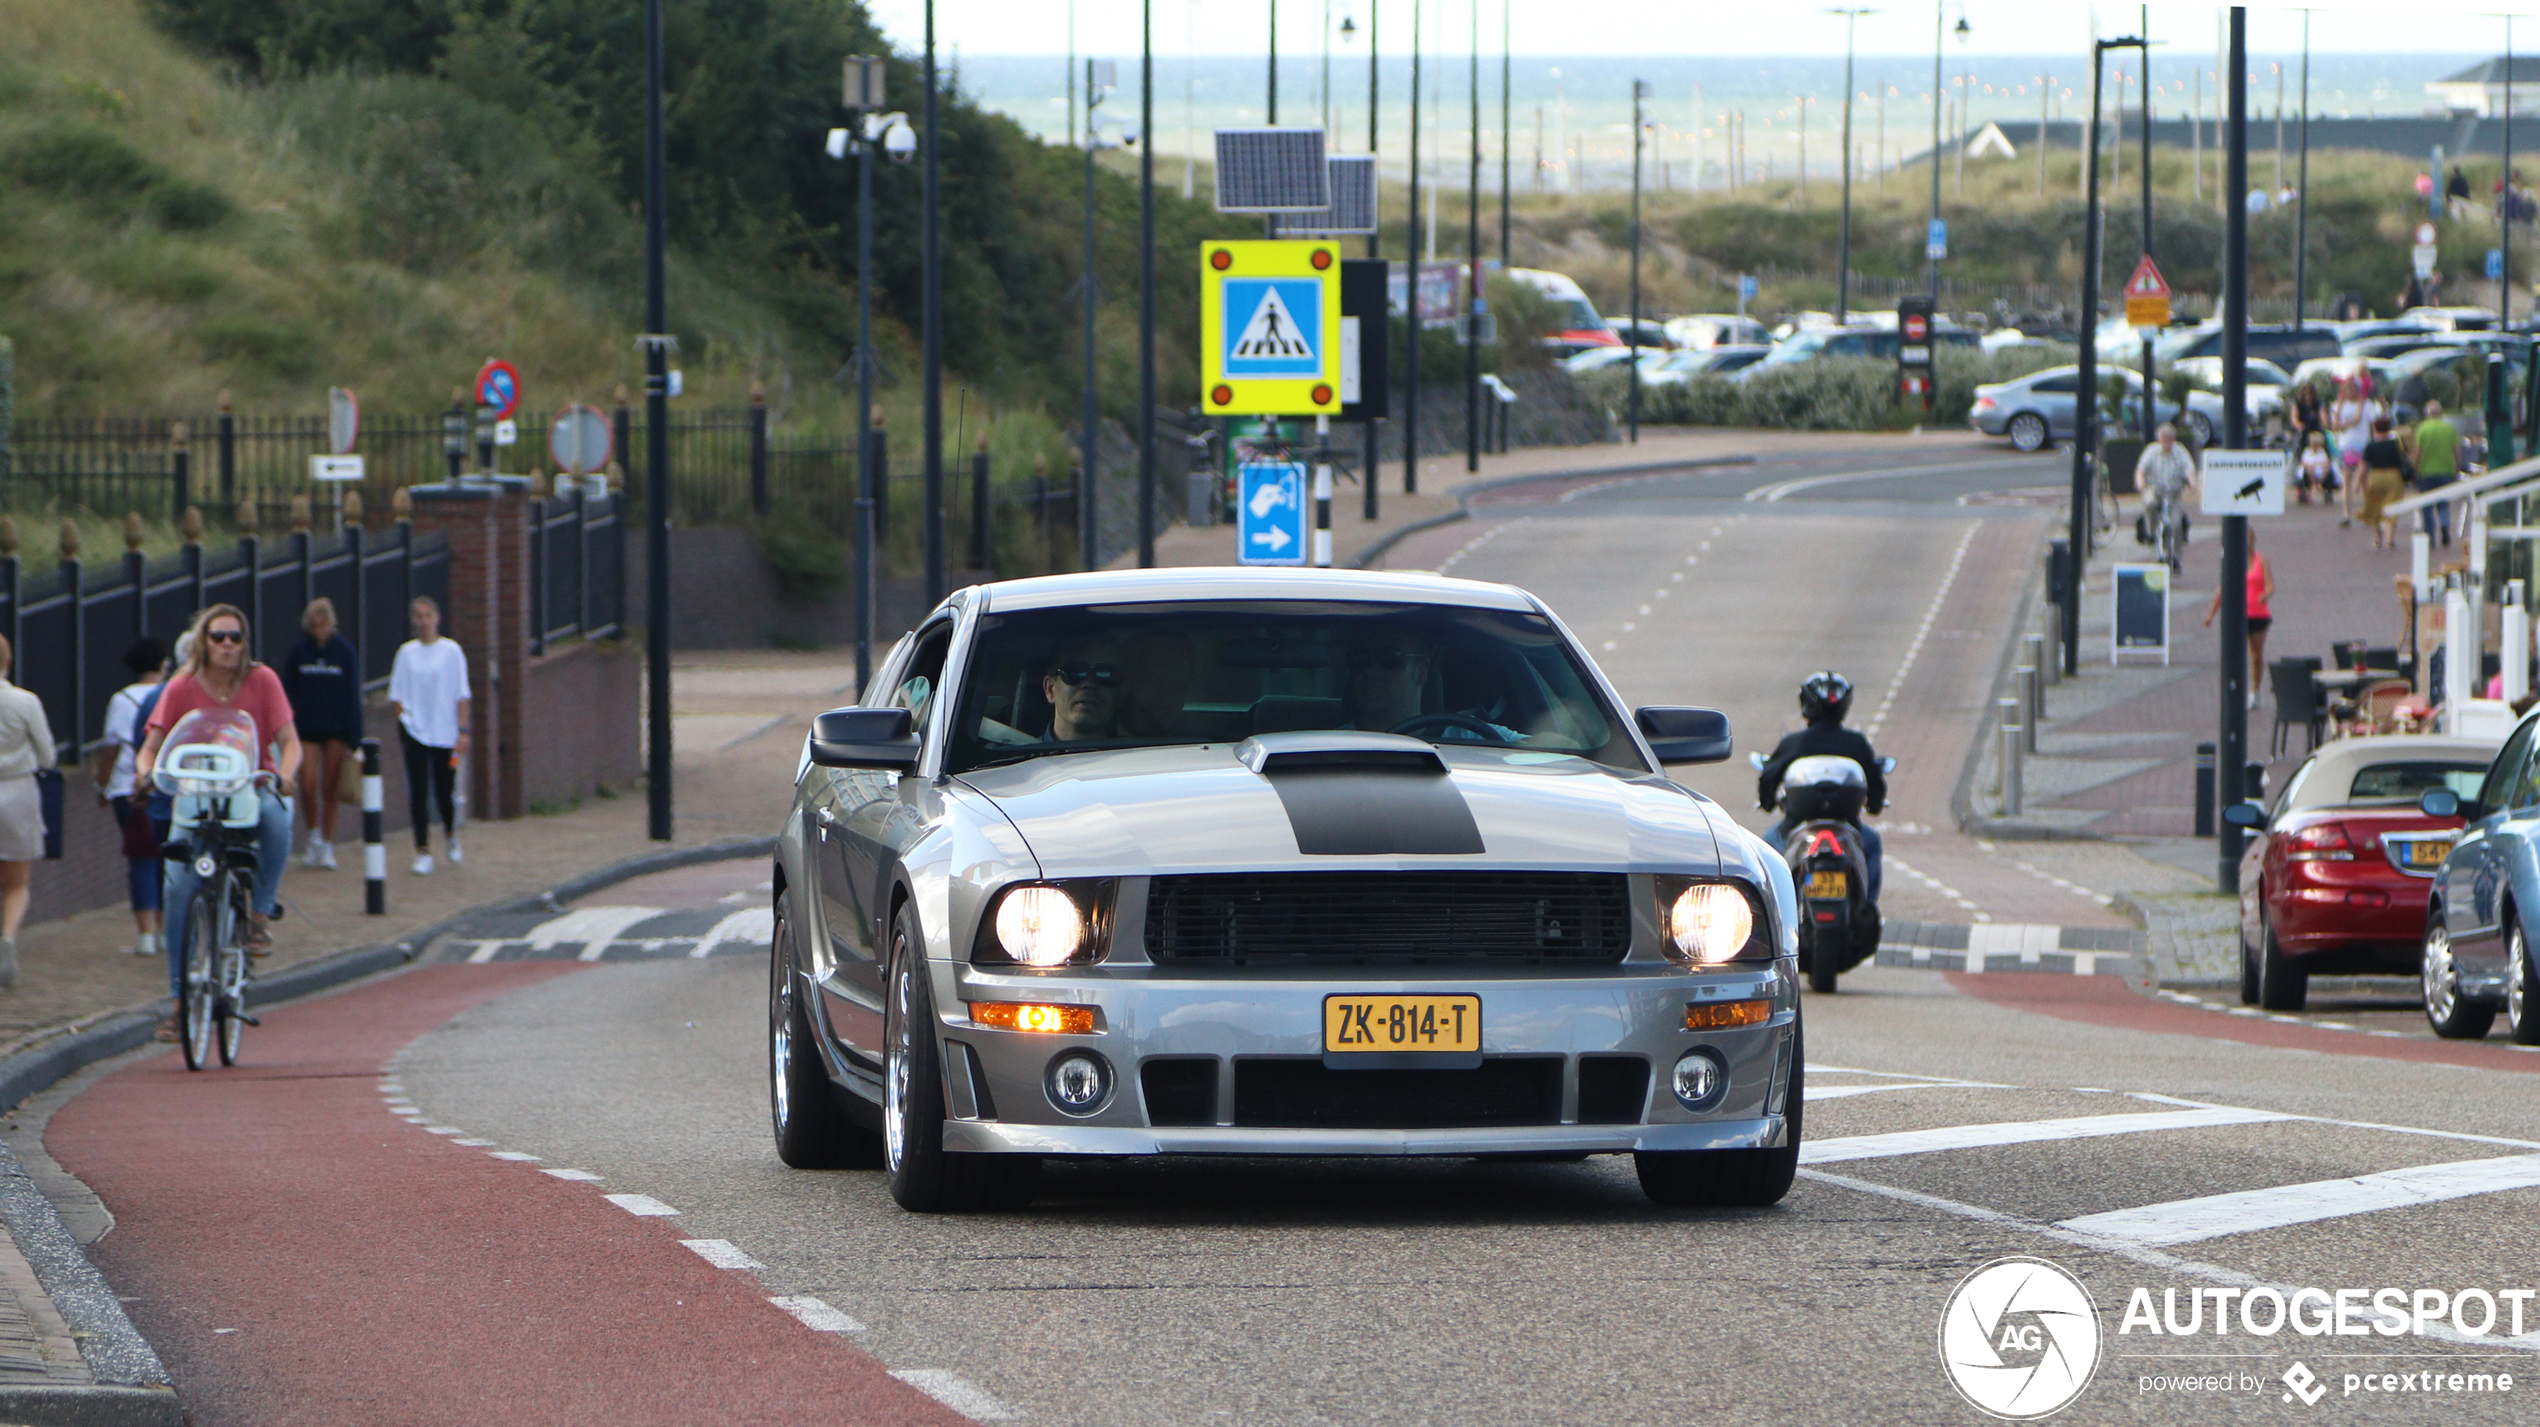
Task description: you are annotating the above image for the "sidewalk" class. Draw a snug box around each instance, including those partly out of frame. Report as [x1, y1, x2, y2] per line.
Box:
[1967, 486, 2425, 981]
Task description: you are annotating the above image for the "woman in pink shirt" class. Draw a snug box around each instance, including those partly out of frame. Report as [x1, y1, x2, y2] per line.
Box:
[2204, 529, 2279, 710]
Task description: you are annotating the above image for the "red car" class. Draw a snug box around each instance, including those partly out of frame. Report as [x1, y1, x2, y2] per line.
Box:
[2230, 735, 2499, 1010]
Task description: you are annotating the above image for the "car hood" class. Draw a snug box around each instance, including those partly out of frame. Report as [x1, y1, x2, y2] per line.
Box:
[954, 743, 1727, 878]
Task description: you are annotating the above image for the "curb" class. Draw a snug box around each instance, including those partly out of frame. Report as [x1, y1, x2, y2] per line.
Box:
[0, 834, 775, 1425]
[1351, 452, 1759, 570]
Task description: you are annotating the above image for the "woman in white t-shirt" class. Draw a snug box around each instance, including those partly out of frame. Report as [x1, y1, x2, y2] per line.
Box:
[91, 638, 167, 959]
[388, 597, 471, 876]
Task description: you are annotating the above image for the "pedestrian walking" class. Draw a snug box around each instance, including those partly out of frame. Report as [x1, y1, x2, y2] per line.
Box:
[280, 598, 362, 870]
[92, 638, 167, 960]
[2205, 527, 2278, 711]
[0, 635, 57, 990]
[2297, 429, 2333, 506]
[2411, 399, 2464, 547]
[2360, 416, 2409, 549]
[388, 597, 469, 876]
[2331, 377, 2372, 525]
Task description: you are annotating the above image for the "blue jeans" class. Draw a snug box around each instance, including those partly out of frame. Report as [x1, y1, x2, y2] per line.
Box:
[162, 788, 290, 1000]
[1773, 818, 1882, 906]
[2418, 476, 2456, 541]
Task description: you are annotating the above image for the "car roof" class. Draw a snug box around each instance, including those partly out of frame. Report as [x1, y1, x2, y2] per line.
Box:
[972, 567, 1541, 613]
[2284, 734, 2500, 811]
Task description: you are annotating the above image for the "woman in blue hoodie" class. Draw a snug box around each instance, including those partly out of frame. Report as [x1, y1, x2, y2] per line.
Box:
[279, 598, 363, 869]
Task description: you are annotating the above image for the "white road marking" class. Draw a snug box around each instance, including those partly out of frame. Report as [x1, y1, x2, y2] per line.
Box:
[453, 1138, 494, 1147]
[2061, 1154, 2540, 1246]
[893, 1369, 1020, 1420]
[1800, 1106, 2288, 1164]
[542, 1168, 604, 1181]
[423, 1126, 463, 1136]
[603, 1193, 679, 1217]
[465, 940, 505, 964]
[518, 906, 666, 959]
[490, 1151, 542, 1162]
[1862, 521, 1978, 741]
[681, 1239, 766, 1271]
[1808, 1081, 2009, 1101]
[691, 906, 775, 960]
[771, 1295, 867, 1333]
[1431, 516, 1531, 575]
[1745, 457, 2053, 503]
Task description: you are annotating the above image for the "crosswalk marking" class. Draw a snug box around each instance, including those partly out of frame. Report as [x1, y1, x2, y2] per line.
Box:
[1808, 1081, 2008, 1102]
[517, 905, 666, 957]
[2058, 1153, 2540, 1246]
[1799, 1106, 2287, 1165]
[690, 906, 775, 960]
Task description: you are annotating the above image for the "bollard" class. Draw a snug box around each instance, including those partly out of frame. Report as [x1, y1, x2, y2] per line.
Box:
[1998, 697, 2023, 817]
[2016, 665, 2039, 752]
[360, 738, 385, 914]
[2041, 609, 2062, 685]
[2026, 630, 2053, 691]
[2194, 742, 2217, 839]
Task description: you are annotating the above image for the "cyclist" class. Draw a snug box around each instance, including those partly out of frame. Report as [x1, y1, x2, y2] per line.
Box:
[134, 606, 300, 1035]
[1756, 671, 1887, 904]
[2135, 423, 2198, 569]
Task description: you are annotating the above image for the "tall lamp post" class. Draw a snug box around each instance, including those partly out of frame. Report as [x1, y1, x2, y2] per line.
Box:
[2293, 10, 2309, 327]
[2066, 28, 2149, 677]
[1465, 0, 1481, 475]
[1628, 78, 1647, 444]
[826, 69, 916, 696]
[2218, 5, 2250, 894]
[642, 0, 671, 840]
[1139, 2, 1158, 569]
[1080, 60, 1120, 573]
[1828, 8, 1876, 323]
[2139, 17, 2157, 448]
[1405, 0, 1422, 496]
[1346, 5, 1380, 522]
[1927, 0, 1943, 300]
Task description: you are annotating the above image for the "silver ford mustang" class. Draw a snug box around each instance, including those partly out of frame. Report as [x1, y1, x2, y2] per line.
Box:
[767, 568, 1803, 1212]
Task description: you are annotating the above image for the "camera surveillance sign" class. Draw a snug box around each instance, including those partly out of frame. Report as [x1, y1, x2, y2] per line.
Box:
[1201, 240, 1342, 416]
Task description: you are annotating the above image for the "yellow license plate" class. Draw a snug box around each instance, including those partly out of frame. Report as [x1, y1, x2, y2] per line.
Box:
[2404, 840, 2452, 868]
[1806, 870, 1849, 899]
[1324, 995, 1481, 1054]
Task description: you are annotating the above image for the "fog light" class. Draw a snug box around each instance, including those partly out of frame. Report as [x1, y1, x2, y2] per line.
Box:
[971, 1001, 1095, 1035]
[1672, 1050, 1727, 1110]
[1685, 998, 1772, 1031]
[1045, 1051, 1112, 1116]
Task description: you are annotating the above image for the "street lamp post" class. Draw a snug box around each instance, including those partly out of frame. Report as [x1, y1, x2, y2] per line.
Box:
[2294, 10, 2309, 327]
[1139, 2, 1158, 569]
[2140, 14, 2156, 448]
[1927, 0, 1943, 301]
[923, 2, 944, 605]
[827, 72, 915, 697]
[1081, 60, 1114, 574]
[1828, 8, 1875, 324]
[1628, 79, 1647, 445]
[1349, 5, 1380, 522]
[2067, 29, 2148, 678]
[1405, 0, 1422, 496]
[2219, 5, 2250, 894]
[643, 0, 671, 840]
[1466, 1, 1481, 475]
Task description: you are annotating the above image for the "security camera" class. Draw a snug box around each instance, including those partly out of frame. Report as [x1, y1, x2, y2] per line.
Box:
[1120, 127, 1140, 146]
[884, 118, 918, 164]
[824, 128, 849, 160]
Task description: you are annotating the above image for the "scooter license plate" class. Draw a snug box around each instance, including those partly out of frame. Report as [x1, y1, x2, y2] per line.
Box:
[1806, 870, 1849, 900]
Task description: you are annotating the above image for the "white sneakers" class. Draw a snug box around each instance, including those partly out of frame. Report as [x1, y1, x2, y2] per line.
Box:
[447, 838, 464, 865]
[301, 838, 340, 870]
[133, 931, 160, 958]
[413, 853, 435, 876]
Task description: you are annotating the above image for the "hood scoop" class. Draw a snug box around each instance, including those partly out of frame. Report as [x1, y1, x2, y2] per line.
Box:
[1236, 731, 1448, 776]
[1236, 733, 1482, 856]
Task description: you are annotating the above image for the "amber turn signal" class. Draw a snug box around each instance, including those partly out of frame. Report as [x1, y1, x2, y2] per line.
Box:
[972, 1001, 1095, 1035]
[1684, 999, 1771, 1031]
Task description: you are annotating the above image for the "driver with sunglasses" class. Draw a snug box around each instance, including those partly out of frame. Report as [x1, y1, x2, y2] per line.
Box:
[1040, 639, 1125, 743]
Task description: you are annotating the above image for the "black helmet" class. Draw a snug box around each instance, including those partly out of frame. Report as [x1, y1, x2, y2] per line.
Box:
[1799, 671, 1855, 723]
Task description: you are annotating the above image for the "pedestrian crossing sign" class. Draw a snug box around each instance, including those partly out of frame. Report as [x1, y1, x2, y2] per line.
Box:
[1201, 241, 1342, 416]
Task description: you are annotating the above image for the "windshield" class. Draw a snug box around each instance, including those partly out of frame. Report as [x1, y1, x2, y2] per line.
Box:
[1553, 298, 1602, 330]
[945, 601, 1645, 775]
[2346, 761, 2488, 803]
[157, 707, 262, 789]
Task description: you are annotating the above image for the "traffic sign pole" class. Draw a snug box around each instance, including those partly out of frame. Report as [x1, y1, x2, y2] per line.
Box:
[2219, 8, 2249, 895]
[1314, 413, 1333, 567]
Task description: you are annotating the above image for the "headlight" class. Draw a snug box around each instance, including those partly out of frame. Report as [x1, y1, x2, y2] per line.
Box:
[974, 880, 1117, 968]
[1657, 877, 1769, 964]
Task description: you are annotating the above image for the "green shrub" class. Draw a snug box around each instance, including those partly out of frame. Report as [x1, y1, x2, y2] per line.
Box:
[194, 314, 316, 377]
[760, 521, 847, 603]
[145, 179, 232, 231]
[3, 123, 162, 206]
[1614, 343, 2069, 432]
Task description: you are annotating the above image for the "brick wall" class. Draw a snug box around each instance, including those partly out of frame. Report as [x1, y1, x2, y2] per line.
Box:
[625, 525, 964, 651]
[517, 638, 641, 811]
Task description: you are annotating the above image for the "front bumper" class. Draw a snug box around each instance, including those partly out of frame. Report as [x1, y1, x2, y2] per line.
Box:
[931, 959, 1797, 1156]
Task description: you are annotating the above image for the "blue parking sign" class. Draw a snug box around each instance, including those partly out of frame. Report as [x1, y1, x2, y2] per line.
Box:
[1237, 461, 1308, 566]
[2491, 247, 2507, 282]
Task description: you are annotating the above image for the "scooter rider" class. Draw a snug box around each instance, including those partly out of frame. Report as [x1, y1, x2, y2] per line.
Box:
[1756, 671, 1885, 903]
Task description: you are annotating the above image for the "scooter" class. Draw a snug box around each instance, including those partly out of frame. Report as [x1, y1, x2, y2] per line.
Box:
[1752, 750, 1895, 993]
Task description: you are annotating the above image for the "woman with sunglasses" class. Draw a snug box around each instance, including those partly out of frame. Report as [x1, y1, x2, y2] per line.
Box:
[135, 606, 301, 1028]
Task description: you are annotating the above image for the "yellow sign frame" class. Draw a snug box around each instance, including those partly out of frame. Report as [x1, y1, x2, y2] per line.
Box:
[1200, 240, 1343, 417]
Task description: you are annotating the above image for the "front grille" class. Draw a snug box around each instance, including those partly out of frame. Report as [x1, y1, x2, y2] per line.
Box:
[1232, 1058, 1562, 1129]
[1144, 872, 1632, 965]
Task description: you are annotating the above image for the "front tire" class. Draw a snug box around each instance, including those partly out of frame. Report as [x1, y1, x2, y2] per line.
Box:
[2007, 412, 2050, 452]
[2255, 909, 2307, 1012]
[179, 886, 219, 1073]
[2509, 920, 2540, 1046]
[2185, 411, 2215, 447]
[770, 890, 883, 1169]
[2237, 914, 2261, 1005]
[1637, 1023, 1802, 1208]
[2423, 918, 2496, 1040]
[884, 908, 1039, 1213]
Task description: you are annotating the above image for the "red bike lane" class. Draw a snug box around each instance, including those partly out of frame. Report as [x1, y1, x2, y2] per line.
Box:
[43, 963, 970, 1427]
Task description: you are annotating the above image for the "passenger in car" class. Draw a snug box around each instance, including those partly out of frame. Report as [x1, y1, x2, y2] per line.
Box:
[1040, 638, 1124, 742]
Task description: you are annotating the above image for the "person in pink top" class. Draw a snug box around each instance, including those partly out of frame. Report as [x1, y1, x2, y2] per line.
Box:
[135, 606, 302, 1035]
[2204, 528, 2278, 710]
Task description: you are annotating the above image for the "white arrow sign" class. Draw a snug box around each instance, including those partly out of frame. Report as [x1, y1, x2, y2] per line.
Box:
[1252, 525, 1294, 552]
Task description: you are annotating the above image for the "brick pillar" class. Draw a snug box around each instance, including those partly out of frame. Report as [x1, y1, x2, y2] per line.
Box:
[406, 478, 531, 821]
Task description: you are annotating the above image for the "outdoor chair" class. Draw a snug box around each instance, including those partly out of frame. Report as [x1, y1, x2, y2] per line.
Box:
[2350, 679, 2416, 738]
[2269, 659, 2328, 754]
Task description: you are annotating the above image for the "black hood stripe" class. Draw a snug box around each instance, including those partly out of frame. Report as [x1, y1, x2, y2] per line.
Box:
[1265, 769, 1487, 856]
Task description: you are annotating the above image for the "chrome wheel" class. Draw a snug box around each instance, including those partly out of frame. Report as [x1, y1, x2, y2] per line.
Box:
[2425, 925, 2459, 1024]
[768, 923, 794, 1134]
[2511, 922, 2540, 1045]
[2007, 413, 2049, 453]
[884, 953, 913, 1172]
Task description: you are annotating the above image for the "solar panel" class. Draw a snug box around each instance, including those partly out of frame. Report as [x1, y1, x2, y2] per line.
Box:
[1213, 129, 1329, 213]
[1272, 155, 1378, 235]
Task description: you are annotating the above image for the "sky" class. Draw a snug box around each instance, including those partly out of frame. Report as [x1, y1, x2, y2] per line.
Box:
[867, 2, 2540, 60]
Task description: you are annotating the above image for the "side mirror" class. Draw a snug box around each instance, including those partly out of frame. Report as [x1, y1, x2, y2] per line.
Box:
[2221, 800, 2266, 829]
[1876, 756, 1897, 774]
[1636, 706, 1733, 765]
[808, 706, 921, 770]
[2421, 788, 2463, 819]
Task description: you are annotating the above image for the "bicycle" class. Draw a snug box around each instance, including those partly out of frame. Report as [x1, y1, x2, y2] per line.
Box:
[155, 709, 268, 1071]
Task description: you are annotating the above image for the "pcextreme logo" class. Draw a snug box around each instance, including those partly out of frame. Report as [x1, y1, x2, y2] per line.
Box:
[1938, 1257, 2104, 1420]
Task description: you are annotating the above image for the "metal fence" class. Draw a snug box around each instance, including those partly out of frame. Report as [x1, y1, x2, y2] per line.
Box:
[0, 522, 451, 761]
[528, 486, 628, 654]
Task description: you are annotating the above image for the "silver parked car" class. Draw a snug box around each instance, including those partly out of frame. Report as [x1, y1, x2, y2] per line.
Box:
[1970, 365, 2185, 452]
[768, 569, 1804, 1212]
